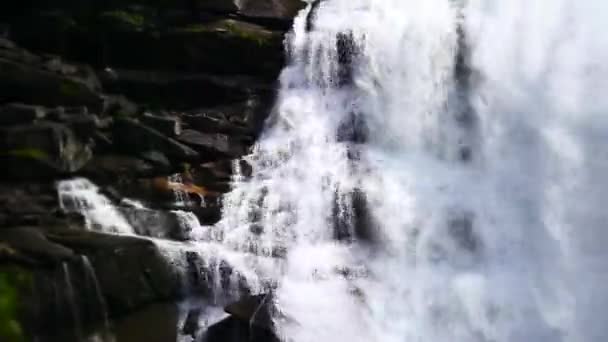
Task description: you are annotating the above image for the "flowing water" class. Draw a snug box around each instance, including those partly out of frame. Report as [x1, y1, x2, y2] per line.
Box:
[54, 1, 608, 341]
[217, 0, 608, 341]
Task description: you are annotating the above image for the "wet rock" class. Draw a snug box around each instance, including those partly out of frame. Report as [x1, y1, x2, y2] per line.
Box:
[0, 103, 46, 125]
[182, 307, 202, 338]
[119, 207, 190, 241]
[113, 118, 199, 162]
[46, 229, 181, 315]
[140, 150, 172, 171]
[335, 31, 359, 87]
[203, 316, 280, 342]
[177, 129, 245, 160]
[333, 188, 375, 243]
[336, 111, 368, 144]
[306, 0, 324, 31]
[141, 112, 182, 137]
[447, 211, 479, 253]
[224, 293, 274, 329]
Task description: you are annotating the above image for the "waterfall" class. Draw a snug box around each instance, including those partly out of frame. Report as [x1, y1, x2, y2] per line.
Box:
[49, 1, 608, 341]
[57, 178, 134, 235]
[216, 0, 608, 341]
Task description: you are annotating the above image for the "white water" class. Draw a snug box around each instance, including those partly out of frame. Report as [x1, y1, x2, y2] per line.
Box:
[215, 0, 608, 341]
[57, 178, 134, 235]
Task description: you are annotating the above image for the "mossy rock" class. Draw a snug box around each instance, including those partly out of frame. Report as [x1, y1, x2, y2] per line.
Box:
[98, 10, 147, 32]
[172, 19, 276, 46]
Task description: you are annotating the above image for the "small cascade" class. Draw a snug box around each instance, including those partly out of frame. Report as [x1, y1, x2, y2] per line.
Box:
[81, 256, 110, 331]
[155, 240, 273, 303]
[168, 174, 193, 207]
[173, 210, 208, 241]
[62, 262, 83, 341]
[57, 178, 133, 235]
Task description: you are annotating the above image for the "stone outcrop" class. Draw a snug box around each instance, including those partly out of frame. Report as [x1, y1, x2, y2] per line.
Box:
[0, 0, 304, 338]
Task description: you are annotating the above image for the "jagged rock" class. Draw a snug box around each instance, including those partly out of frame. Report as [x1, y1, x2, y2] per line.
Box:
[141, 112, 182, 137]
[177, 129, 245, 160]
[0, 122, 92, 179]
[0, 103, 46, 125]
[113, 118, 199, 161]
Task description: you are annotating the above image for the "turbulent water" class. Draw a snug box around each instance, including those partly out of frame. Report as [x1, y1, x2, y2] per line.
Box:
[56, 1, 608, 341]
[219, 0, 608, 341]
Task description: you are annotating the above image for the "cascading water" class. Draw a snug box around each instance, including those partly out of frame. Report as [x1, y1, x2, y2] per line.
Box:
[50, 1, 608, 341]
[215, 0, 608, 341]
[57, 178, 134, 235]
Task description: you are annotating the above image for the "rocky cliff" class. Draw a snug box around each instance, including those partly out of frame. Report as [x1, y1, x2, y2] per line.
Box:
[0, 1, 305, 340]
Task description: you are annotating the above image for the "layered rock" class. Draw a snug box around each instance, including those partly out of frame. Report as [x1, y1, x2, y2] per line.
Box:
[0, 0, 303, 338]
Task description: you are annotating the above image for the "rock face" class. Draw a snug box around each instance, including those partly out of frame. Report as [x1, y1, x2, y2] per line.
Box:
[0, 0, 300, 338]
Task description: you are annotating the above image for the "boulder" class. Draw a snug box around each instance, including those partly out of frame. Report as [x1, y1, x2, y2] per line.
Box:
[0, 123, 92, 179]
[46, 229, 181, 315]
[7, 228, 182, 338]
[112, 118, 199, 162]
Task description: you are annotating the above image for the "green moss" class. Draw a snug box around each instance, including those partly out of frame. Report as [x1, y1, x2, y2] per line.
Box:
[172, 20, 276, 46]
[99, 10, 146, 31]
[222, 20, 274, 46]
[0, 266, 31, 342]
[6, 148, 50, 160]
